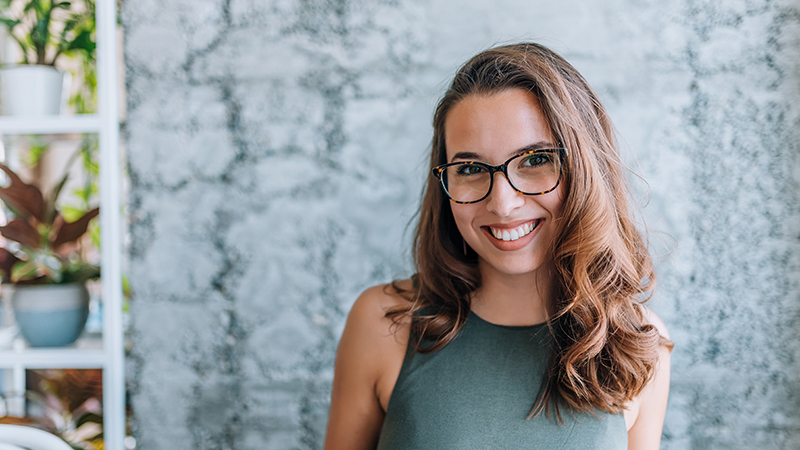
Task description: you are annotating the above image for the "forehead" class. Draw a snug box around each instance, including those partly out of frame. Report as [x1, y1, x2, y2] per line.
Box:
[444, 89, 555, 163]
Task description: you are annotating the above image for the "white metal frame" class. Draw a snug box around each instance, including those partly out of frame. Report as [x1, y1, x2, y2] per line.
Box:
[0, 0, 124, 448]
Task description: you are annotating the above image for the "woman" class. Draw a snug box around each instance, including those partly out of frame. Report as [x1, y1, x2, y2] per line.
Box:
[325, 43, 673, 450]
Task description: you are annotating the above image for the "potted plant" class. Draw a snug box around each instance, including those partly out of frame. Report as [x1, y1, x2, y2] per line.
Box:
[0, 0, 96, 115]
[0, 369, 104, 449]
[0, 161, 99, 346]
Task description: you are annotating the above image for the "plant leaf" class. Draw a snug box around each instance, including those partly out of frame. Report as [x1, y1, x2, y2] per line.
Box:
[0, 248, 20, 281]
[51, 207, 99, 250]
[11, 259, 41, 283]
[0, 163, 45, 222]
[15, 275, 51, 285]
[64, 28, 94, 54]
[61, 261, 100, 283]
[10, 33, 32, 64]
[0, 18, 29, 64]
[44, 172, 69, 226]
[75, 412, 103, 427]
[65, 421, 101, 443]
[56, 18, 77, 53]
[23, 0, 37, 13]
[0, 218, 40, 249]
[0, 18, 20, 29]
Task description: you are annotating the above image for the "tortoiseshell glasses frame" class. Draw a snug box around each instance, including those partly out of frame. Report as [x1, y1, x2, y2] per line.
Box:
[431, 148, 566, 204]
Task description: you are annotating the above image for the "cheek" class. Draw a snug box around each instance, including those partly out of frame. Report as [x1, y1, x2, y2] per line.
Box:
[548, 186, 566, 220]
[449, 204, 478, 240]
[543, 190, 566, 244]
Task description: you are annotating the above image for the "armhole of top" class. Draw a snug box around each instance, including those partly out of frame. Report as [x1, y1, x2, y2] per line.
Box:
[382, 309, 424, 414]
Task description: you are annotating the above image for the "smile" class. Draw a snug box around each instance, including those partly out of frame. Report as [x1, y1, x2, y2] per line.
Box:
[488, 220, 541, 242]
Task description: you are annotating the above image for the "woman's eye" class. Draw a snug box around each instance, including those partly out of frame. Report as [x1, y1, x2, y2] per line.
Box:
[455, 164, 485, 176]
[522, 153, 552, 167]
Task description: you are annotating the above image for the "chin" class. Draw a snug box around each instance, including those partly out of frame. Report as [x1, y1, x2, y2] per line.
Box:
[477, 255, 551, 278]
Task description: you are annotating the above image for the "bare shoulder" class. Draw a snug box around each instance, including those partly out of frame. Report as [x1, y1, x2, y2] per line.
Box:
[341, 282, 414, 370]
[346, 280, 414, 338]
[625, 304, 672, 449]
[346, 281, 414, 407]
[325, 281, 414, 450]
[641, 305, 671, 342]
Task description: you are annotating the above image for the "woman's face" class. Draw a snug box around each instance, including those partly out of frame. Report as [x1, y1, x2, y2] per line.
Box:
[444, 88, 564, 279]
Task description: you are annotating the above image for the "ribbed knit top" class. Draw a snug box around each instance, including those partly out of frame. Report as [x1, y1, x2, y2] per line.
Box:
[376, 311, 627, 449]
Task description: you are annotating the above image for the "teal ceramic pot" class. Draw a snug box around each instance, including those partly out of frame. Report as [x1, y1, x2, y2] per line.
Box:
[11, 283, 90, 347]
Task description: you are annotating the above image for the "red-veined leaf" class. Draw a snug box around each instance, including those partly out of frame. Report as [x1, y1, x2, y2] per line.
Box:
[51, 208, 99, 250]
[0, 163, 45, 222]
[0, 218, 40, 249]
[0, 248, 19, 281]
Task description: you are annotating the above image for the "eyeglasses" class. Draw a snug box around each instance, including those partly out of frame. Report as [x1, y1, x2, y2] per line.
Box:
[432, 148, 565, 204]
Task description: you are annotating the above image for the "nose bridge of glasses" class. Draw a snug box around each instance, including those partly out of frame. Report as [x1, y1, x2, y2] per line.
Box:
[484, 165, 525, 214]
[490, 163, 519, 192]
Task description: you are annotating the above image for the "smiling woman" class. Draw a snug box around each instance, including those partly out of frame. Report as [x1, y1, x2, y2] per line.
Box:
[324, 43, 673, 450]
[443, 90, 565, 282]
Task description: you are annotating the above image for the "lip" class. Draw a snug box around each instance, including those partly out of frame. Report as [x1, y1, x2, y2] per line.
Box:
[484, 219, 538, 230]
[481, 219, 543, 251]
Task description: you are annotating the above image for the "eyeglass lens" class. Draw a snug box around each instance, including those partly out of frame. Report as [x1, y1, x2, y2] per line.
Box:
[441, 151, 560, 203]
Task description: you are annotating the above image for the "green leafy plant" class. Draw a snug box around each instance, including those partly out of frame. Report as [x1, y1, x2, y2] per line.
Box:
[0, 0, 95, 66]
[68, 46, 97, 112]
[0, 161, 99, 285]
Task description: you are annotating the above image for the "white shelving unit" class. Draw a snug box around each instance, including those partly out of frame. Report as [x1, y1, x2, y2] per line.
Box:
[0, 115, 101, 134]
[0, 1, 125, 449]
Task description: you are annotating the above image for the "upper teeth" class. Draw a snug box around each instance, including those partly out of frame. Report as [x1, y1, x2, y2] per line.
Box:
[490, 221, 539, 241]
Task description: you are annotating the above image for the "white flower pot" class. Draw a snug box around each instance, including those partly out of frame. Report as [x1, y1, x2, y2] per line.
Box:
[10, 283, 90, 347]
[0, 65, 68, 116]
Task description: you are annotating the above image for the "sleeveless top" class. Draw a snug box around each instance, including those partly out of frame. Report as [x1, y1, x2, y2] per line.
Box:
[376, 310, 627, 449]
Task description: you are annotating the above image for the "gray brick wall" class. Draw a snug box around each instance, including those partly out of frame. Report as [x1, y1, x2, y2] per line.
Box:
[122, 0, 800, 448]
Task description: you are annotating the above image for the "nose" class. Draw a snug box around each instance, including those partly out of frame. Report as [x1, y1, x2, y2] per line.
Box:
[485, 172, 525, 217]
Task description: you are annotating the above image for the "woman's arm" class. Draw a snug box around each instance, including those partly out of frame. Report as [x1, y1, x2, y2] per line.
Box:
[626, 309, 672, 450]
[324, 285, 410, 450]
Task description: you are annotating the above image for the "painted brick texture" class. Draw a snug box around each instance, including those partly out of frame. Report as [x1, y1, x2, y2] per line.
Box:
[123, 0, 800, 448]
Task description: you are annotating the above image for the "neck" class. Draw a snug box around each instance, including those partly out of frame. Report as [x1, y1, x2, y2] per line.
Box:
[470, 261, 555, 326]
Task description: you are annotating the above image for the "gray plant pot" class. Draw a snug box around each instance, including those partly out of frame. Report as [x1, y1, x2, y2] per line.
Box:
[10, 283, 90, 347]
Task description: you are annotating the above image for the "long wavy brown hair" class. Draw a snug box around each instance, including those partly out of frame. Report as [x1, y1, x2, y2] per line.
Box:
[388, 42, 673, 419]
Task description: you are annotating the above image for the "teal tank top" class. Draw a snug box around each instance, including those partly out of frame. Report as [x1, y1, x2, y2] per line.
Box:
[376, 311, 627, 449]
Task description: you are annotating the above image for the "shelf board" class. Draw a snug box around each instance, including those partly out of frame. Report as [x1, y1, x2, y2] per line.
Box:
[0, 349, 106, 368]
[0, 334, 105, 369]
[0, 115, 102, 135]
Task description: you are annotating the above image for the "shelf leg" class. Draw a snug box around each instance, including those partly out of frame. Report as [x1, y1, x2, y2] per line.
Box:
[9, 364, 24, 416]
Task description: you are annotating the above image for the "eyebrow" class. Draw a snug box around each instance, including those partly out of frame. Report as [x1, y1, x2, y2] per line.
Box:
[450, 141, 558, 162]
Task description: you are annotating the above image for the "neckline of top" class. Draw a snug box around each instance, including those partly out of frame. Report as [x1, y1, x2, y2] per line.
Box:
[469, 310, 548, 330]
